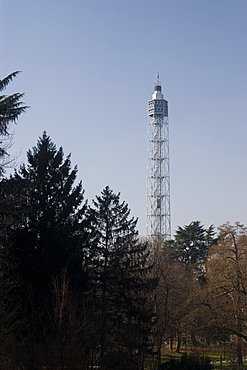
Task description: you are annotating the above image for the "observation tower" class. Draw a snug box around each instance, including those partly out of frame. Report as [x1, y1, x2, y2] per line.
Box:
[146, 74, 171, 240]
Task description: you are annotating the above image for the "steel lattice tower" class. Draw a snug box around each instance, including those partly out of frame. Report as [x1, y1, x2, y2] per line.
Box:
[147, 74, 171, 240]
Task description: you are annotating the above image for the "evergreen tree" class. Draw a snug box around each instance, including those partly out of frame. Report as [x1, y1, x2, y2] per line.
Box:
[171, 221, 215, 269]
[88, 186, 155, 366]
[0, 132, 91, 367]
[0, 71, 29, 174]
[2, 132, 89, 289]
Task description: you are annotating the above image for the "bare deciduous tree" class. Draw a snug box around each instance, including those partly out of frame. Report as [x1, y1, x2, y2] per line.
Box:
[189, 223, 247, 367]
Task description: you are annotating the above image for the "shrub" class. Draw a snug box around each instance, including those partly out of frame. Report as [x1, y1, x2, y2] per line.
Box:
[159, 353, 214, 370]
[101, 349, 139, 370]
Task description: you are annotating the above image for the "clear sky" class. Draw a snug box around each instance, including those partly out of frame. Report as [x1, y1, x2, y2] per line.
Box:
[1, 0, 247, 237]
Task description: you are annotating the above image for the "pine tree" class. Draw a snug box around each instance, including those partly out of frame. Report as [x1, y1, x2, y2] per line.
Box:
[3, 132, 89, 289]
[0, 71, 28, 131]
[0, 132, 91, 367]
[0, 71, 29, 175]
[88, 186, 155, 366]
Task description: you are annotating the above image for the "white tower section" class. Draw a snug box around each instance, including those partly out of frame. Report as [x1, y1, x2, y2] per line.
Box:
[147, 75, 171, 240]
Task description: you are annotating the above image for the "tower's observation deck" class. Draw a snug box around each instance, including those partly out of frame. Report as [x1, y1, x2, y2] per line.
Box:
[147, 75, 171, 240]
[148, 85, 168, 117]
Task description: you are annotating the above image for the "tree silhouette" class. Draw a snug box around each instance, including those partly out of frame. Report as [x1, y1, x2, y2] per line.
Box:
[3, 132, 89, 289]
[0, 71, 29, 174]
[88, 186, 155, 366]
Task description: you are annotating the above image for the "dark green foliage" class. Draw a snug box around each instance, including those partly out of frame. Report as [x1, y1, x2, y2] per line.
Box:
[159, 354, 214, 370]
[0, 71, 29, 133]
[0, 132, 92, 367]
[0, 71, 29, 174]
[101, 349, 139, 370]
[171, 221, 216, 268]
[6, 132, 89, 289]
[0, 134, 158, 368]
[88, 186, 156, 363]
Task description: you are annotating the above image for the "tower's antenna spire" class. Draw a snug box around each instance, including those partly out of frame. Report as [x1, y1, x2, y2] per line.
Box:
[156, 72, 160, 85]
[147, 75, 171, 241]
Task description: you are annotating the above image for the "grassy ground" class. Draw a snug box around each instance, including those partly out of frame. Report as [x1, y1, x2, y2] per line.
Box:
[213, 364, 247, 369]
[156, 341, 247, 369]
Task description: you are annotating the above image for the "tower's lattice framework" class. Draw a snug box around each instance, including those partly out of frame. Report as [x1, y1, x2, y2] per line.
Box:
[147, 75, 171, 240]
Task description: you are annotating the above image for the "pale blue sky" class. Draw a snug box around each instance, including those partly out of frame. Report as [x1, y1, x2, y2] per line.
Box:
[1, 0, 247, 237]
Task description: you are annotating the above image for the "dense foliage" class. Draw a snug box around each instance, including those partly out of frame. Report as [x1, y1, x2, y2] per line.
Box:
[158, 354, 214, 370]
[0, 71, 29, 174]
[171, 221, 216, 267]
[0, 132, 156, 369]
[0, 131, 246, 369]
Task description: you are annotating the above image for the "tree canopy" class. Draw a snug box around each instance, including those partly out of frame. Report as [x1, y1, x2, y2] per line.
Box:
[0, 71, 29, 174]
[171, 221, 216, 269]
[88, 186, 156, 366]
[1, 132, 89, 290]
[0, 120, 245, 369]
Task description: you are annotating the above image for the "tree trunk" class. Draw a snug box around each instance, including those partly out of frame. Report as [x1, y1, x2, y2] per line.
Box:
[100, 280, 107, 361]
[176, 332, 181, 353]
[236, 340, 243, 367]
[153, 336, 162, 370]
[191, 332, 199, 347]
[169, 336, 173, 351]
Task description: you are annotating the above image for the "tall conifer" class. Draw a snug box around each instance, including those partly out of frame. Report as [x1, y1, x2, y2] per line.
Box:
[5, 132, 89, 289]
[88, 186, 155, 365]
